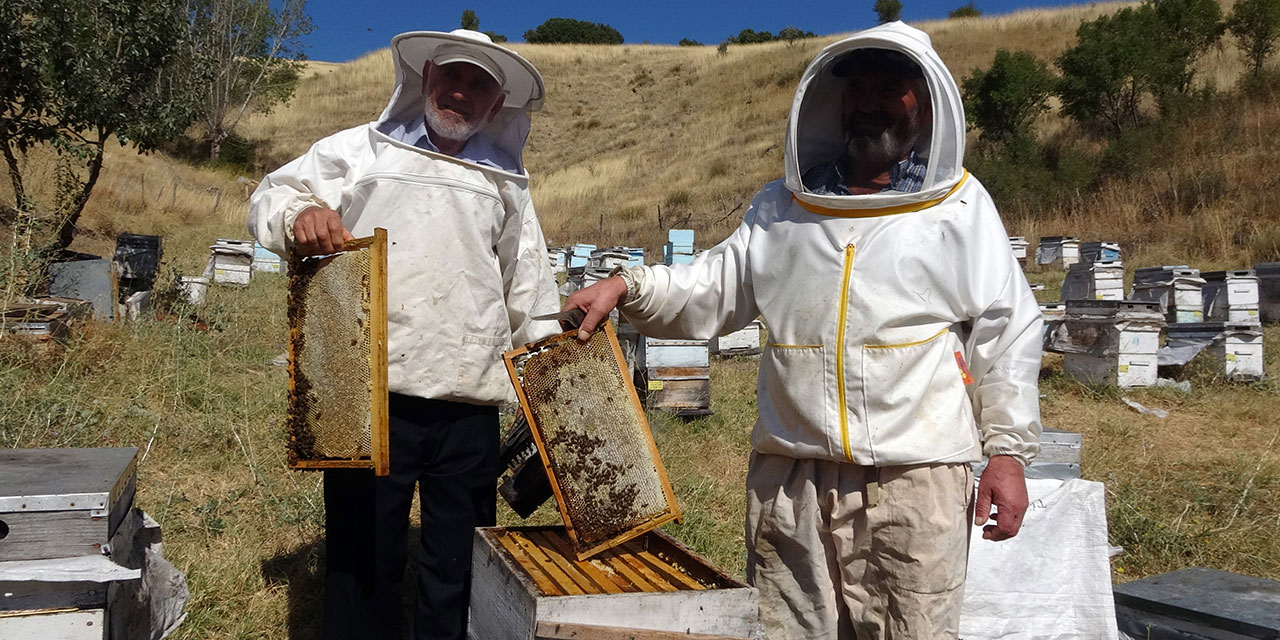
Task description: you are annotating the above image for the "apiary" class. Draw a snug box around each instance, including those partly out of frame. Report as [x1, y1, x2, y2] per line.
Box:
[469, 527, 762, 639]
[287, 230, 389, 475]
[1258, 262, 1280, 323]
[1050, 300, 1165, 388]
[1060, 260, 1124, 301]
[1202, 270, 1261, 324]
[1035, 236, 1080, 267]
[503, 321, 681, 558]
[0, 448, 139, 639]
[711, 320, 764, 357]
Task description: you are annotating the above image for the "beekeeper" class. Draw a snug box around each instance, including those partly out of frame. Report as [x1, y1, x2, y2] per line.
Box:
[565, 22, 1043, 639]
[248, 29, 560, 640]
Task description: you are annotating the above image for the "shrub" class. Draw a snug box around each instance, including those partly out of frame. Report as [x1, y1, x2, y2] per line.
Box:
[962, 49, 1056, 145]
[523, 18, 623, 44]
[875, 0, 903, 24]
[950, 2, 982, 18]
[678, 38, 702, 46]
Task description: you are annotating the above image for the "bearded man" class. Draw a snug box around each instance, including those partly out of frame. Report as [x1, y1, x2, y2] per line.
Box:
[249, 29, 560, 640]
[565, 22, 1043, 639]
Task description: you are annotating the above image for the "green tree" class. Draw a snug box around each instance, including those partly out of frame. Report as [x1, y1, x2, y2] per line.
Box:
[1226, 0, 1280, 77]
[523, 18, 623, 44]
[0, 0, 201, 274]
[962, 49, 1055, 145]
[187, 0, 313, 161]
[728, 28, 775, 44]
[777, 26, 817, 43]
[875, 0, 903, 24]
[1150, 0, 1224, 95]
[949, 2, 982, 18]
[461, 9, 479, 30]
[678, 38, 703, 46]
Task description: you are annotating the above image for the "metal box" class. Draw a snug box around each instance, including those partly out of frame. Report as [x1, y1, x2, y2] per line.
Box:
[0, 448, 137, 562]
[48, 259, 117, 321]
[975, 428, 1083, 480]
[469, 526, 762, 639]
[1115, 567, 1280, 639]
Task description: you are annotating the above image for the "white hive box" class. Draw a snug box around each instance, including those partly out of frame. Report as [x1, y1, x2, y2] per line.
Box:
[1052, 300, 1165, 388]
[1166, 322, 1264, 381]
[1035, 236, 1080, 267]
[208, 239, 254, 286]
[469, 527, 762, 639]
[1202, 270, 1260, 325]
[1131, 266, 1205, 324]
[1009, 236, 1029, 267]
[711, 320, 763, 356]
[251, 241, 282, 274]
[1061, 261, 1124, 301]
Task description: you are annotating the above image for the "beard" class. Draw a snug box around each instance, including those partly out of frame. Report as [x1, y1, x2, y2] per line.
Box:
[424, 101, 485, 143]
[844, 110, 922, 170]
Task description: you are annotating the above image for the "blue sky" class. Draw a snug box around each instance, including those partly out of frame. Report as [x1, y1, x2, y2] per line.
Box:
[302, 0, 1093, 62]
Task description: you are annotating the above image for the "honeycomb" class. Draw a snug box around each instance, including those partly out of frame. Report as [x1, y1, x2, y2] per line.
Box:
[508, 324, 679, 555]
[288, 247, 374, 463]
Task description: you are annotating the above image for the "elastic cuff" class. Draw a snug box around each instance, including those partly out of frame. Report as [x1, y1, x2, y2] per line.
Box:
[608, 265, 644, 304]
[983, 449, 1030, 468]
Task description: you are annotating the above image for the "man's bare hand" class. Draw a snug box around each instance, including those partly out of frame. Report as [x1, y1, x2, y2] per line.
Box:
[563, 276, 628, 341]
[974, 454, 1028, 541]
[294, 207, 355, 256]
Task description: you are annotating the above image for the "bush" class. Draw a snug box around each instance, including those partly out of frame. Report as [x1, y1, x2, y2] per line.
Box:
[968, 138, 1099, 214]
[1226, 0, 1280, 77]
[523, 18, 623, 44]
[1057, 6, 1169, 135]
[678, 38, 702, 46]
[962, 49, 1055, 145]
[875, 0, 903, 24]
[949, 2, 982, 18]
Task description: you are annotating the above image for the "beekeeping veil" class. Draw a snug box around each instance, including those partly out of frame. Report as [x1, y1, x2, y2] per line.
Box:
[381, 29, 545, 174]
[785, 22, 966, 211]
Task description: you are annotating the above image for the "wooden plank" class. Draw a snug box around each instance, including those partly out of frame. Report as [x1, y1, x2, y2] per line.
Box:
[535, 620, 743, 640]
[493, 531, 565, 597]
[528, 530, 624, 595]
[509, 530, 589, 596]
[619, 541, 706, 591]
[288, 460, 373, 470]
[0, 581, 106, 612]
[470, 531, 539, 640]
[369, 227, 390, 477]
[0, 511, 104, 562]
[595, 551, 660, 592]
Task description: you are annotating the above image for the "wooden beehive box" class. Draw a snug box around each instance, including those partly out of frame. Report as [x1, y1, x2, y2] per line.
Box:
[0, 448, 137, 562]
[470, 526, 762, 639]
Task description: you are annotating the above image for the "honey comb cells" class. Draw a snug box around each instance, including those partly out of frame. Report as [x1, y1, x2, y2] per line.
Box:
[505, 322, 680, 559]
[287, 229, 389, 475]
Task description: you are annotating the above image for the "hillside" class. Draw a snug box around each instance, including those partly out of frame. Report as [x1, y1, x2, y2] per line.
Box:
[2, 3, 1278, 638]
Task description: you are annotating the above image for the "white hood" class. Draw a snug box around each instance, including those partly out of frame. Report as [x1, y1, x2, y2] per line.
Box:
[380, 30, 546, 174]
[784, 22, 967, 211]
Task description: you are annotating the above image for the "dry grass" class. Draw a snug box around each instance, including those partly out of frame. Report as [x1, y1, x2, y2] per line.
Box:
[2, 3, 1280, 637]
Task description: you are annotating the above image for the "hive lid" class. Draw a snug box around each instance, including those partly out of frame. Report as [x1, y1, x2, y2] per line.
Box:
[0, 448, 137, 512]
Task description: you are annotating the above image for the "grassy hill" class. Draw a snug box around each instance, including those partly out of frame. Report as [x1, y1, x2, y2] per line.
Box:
[2, 3, 1279, 638]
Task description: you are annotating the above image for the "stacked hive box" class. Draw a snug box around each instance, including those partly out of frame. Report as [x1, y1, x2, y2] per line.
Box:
[1080, 241, 1121, 264]
[1035, 236, 1080, 267]
[1165, 322, 1264, 381]
[568, 244, 595, 269]
[1054, 300, 1165, 388]
[1131, 266, 1205, 324]
[636, 336, 712, 417]
[0, 448, 140, 639]
[663, 229, 695, 266]
[1202, 270, 1260, 324]
[1008, 236, 1029, 268]
[207, 239, 254, 286]
[1061, 260, 1124, 301]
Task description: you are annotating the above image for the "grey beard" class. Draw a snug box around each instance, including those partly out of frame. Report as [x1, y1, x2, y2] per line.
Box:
[424, 103, 483, 144]
[845, 127, 916, 170]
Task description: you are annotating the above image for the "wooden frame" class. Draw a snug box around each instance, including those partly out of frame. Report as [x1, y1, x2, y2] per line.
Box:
[503, 321, 681, 560]
[287, 228, 389, 476]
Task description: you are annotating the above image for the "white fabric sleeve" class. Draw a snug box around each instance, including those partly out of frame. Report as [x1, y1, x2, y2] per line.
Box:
[965, 264, 1044, 467]
[247, 133, 356, 257]
[619, 207, 760, 340]
[498, 189, 561, 346]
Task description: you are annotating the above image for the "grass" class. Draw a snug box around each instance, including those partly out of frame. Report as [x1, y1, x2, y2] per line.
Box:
[2, 1, 1280, 636]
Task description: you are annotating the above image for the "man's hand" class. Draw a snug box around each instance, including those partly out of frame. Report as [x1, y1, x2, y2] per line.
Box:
[562, 276, 628, 341]
[974, 454, 1028, 541]
[294, 207, 355, 256]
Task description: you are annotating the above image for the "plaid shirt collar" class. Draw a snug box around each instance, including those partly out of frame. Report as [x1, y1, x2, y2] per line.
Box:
[802, 150, 927, 195]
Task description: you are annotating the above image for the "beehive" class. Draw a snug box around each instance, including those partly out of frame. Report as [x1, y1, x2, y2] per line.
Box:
[469, 526, 762, 639]
[287, 229, 389, 475]
[503, 321, 681, 559]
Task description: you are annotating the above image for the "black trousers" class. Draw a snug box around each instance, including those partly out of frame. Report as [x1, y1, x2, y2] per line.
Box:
[321, 394, 499, 640]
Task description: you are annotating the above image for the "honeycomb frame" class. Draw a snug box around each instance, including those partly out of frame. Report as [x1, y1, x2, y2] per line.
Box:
[287, 228, 389, 476]
[503, 320, 681, 560]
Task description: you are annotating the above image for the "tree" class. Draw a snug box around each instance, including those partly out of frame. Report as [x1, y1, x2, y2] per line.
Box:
[461, 9, 479, 31]
[728, 28, 775, 44]
[950, 2, 982, 18]
[875, 0, 903, 24]
[1, 0, 201, 276]
[678, 38, 703, 46]
[523, 18, 623, 44]
[186, 0, 313, 160]
[1226, 0, 1280, 77]
[1150, 0, 1224, 94]
[962, 50, 1055, 145]
[777, 26, 817, 44]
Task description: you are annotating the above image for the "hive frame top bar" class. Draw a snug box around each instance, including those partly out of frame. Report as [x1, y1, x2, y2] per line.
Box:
[504, 321, 681, 560]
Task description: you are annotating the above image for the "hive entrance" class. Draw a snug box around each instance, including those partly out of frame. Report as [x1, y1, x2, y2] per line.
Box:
[505, 321, 680, 559]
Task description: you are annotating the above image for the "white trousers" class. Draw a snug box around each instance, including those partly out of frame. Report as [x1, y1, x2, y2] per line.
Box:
[745, 453, 974, 640]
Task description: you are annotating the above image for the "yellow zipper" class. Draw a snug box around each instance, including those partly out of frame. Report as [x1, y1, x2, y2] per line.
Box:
[836, 243, 855, 462]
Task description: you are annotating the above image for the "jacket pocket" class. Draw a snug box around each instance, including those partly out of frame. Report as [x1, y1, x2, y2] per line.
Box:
[757, 344, 829, 450]
[456, 333, 513, 402]
[861, 330, 978, 464]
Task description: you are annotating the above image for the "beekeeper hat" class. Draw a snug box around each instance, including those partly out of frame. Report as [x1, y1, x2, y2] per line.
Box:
[390, 29, 545, 111]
